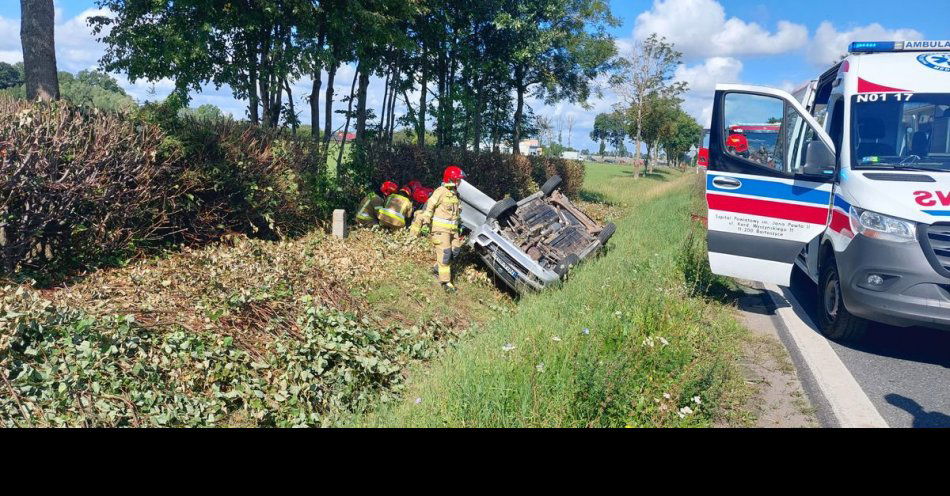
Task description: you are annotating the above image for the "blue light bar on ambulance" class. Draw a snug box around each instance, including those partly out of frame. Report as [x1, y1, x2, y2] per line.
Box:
[849, 40, 950, 53]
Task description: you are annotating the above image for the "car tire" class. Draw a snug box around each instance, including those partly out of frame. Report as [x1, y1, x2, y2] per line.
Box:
[540, 175, 563, 196]
[555, 254, 580, 276]
[487, 198, 518, 222]
[818, 255, 868, 342]
[597, 223, 616, 245]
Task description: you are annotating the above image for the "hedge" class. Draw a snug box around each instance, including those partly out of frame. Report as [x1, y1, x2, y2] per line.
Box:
[0, 98, 325, 281]
[361, 144, 584, 201]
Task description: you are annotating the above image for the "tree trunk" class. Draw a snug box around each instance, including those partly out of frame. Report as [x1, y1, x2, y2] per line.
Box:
[354, 65, 370, 147]
[634, 101, 643, 178]
[337, 65, 359, 167]
[445, 53, 457, 148]
[20, 0, 59, 101]
[284, 78, 296, 134]
[247, 39, 260, 124]
[386, 69, 399, 144]
[323, 62, 337, 154]
[309, 29, 326, 141]
[513, 85, 525, 155]
[417, 46, 428, 146]
[471, 73, 484, 151]
[248, 73, 260, 124]
[378, 68, 391, 142]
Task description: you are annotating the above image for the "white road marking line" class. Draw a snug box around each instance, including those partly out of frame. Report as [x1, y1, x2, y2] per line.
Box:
[764, 283, 889, 428]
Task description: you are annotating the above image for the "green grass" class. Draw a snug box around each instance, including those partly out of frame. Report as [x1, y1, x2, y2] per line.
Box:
[352, 164, 752, 427]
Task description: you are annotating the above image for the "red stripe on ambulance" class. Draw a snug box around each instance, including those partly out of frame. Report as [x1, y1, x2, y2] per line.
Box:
[706, 194, 829, 225]
[829, 210, 854, 238]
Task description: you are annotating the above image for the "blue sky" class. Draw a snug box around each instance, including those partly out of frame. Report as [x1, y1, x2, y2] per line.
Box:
[1, 0, 945, 152]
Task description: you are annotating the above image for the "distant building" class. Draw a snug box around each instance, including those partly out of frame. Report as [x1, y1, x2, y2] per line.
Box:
[499, 139, 543, 156]
[561, 151, 580, 160]
[332, 131, 356, 143]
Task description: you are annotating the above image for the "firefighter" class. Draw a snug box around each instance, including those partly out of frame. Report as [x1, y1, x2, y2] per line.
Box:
[377, 184, 415, 229]
[356, 181, 398, 226]
[411, 166, 465, 292]
[408, 186, 434, 235]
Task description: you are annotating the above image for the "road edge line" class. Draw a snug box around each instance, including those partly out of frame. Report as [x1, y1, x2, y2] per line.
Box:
[763, 283, 888, 428]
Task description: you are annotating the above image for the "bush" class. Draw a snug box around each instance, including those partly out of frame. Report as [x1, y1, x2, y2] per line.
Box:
[361, 143, 583, 200]
[0, 97, 325, 282]
[151, 110, 323, 241]
[0, 99, 186, 276]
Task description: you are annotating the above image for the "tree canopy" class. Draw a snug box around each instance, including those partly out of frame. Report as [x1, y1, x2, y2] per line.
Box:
[89, 0, 618, 163]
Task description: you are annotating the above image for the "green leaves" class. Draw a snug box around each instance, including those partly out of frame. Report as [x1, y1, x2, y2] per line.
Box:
[0, 282, 453, 427]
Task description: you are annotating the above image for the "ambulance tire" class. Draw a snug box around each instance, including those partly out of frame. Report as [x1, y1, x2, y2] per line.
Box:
[487, 198, 518, 222]
[540, 176, 563, 197]
[818, 256, 868, 342]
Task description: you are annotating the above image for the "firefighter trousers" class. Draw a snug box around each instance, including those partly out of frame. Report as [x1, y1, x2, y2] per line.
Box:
[431, 230, 462, 283]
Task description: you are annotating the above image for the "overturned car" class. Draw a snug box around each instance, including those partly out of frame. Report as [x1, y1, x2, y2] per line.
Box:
[458, 176, 616, 294]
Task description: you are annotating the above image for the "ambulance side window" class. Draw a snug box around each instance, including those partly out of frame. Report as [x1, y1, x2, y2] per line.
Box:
[722, 93, 785, 172]
[828, 99, 844, 155]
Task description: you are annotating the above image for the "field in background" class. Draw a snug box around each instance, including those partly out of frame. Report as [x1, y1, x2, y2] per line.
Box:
[355, 164, 754, 427]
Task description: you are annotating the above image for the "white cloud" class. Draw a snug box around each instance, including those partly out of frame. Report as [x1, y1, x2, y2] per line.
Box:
[674, 56, 743, 93]
[632, 0, 808, 59]
[0, 7, 110, 72]
[807, 22, 924, 66]
[673, 56, 743, 127]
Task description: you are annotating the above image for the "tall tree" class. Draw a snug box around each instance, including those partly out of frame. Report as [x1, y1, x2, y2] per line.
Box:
[611, 34, 683, 177]
[20, 0, 59, 101]
[590, 111, 626, 156]
[501, 0, 616, 154]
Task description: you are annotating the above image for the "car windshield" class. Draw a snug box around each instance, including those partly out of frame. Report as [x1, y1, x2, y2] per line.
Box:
[851, 93, 950, 171]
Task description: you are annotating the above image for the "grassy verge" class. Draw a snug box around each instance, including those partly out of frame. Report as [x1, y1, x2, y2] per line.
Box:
[356, 165, 752, 427]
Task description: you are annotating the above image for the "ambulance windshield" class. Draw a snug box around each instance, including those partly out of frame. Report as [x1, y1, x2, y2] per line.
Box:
[851, 93, 950, 171]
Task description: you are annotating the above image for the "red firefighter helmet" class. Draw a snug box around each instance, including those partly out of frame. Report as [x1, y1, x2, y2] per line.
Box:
[443, 165, 465, 185]
[380, 181, 398, 196]
[399, 185, 413, 197]
[413, 187, 432, 205]
[407, 180, 423, 193]
[726, 133, 749, 154]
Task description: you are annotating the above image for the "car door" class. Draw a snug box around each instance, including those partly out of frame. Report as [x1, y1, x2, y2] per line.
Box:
[707, 84, 837, 286]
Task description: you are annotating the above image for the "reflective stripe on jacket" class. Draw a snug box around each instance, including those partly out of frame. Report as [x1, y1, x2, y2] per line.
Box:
[355, 193, 384, 222]
[420, 185, 461, 233]
[378, 193, 414, 227]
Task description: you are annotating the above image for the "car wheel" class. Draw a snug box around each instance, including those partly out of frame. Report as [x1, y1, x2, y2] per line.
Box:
[487, 198, 518, 222]
[540, 175, 563, 196]
[818, 255, 867, 342]
[555, 254, 580, 276]
[597, 223, 616, 245]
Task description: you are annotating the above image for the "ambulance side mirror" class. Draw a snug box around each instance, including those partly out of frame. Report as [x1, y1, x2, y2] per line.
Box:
[802, 140, 836, 176]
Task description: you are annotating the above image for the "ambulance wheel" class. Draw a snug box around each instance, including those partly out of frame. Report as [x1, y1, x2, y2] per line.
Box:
[818, 256, 867, 342]
[540, 175, 563, 196]
[487, 198, 518, 222]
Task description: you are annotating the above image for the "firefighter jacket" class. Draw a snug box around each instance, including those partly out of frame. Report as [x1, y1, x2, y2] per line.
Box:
[419, 184, 461, 234]
[355, 193, 385, 225]
[377, 193, 414, 228]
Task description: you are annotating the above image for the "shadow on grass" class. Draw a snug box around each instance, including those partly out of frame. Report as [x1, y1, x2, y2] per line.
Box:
[677, 230, 746, 306]
[579, 190, 613, 205]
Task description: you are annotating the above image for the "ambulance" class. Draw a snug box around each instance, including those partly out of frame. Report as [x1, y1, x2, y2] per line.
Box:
[705, 40, 950, 340]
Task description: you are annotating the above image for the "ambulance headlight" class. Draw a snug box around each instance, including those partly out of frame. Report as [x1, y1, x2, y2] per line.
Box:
[850, 207, 916, 243]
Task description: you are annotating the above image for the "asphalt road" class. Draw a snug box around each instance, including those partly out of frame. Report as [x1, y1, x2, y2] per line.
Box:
[786, 267, 950, 428]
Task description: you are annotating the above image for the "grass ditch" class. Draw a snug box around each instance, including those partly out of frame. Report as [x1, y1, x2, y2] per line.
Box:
[356, 165, 754, 427]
